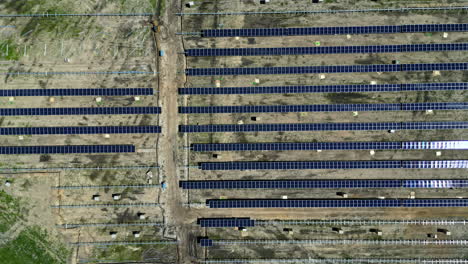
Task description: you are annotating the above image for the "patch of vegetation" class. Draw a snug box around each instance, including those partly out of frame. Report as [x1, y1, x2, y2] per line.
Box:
[96, 245, 143, 262]
[4, 0, 47, 13]
[0, 40, 20, 61]
[0, 190, 22, 232]
[8, 2, 87, 38]
[0, 226, 70, 264]
[20, 179, 33, 191]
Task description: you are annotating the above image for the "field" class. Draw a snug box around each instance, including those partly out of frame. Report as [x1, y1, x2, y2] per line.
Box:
[178, 0, 468, 263]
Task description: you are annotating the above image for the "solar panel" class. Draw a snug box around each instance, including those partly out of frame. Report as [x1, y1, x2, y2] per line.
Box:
[0, 126, 161, 135]
[201, 23, 468, 37]
[403, 180, 468, 188]
[206, 199, 468, 208]
[199, 239, 214, 247]
[0, 88, 154, 97]
[0, 145, 135, 154]
[179, 103, 468, 114]
[403, 199, 468, 207]
[199, 160, 468, 170]
[185, 63, 468, 76]
[0, 107, 161, 116]
[180, 179, 468, 189]
[403, 160, 468, 169]
[197, 218, 255, 227]
[179, 82, 468, 95]
[186, 43, 468, 57]
[191, 141, 468, 151]
[179, 122, 468, 133]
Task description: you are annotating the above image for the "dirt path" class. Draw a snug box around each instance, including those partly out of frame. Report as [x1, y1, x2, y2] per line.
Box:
[156, 0, 197, 263]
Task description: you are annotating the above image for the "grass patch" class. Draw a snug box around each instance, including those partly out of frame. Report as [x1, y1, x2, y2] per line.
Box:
[9, 2, 87, 38]
[0, 226, 69, 264]
[156, 0, 166, 15]
[94, 244, 175, 262]
[4, 0, 47, 13]
[97, 245, 143, 262]
[0, 40, 20, 61]
[0, 190, 22, 233]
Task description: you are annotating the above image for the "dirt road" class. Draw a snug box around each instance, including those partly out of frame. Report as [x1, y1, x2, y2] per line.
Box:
[156, 0, 198, 263]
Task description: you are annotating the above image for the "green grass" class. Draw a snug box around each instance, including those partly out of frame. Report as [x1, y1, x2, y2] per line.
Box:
[97, 245, 143, 262]
[0, 190, 22, 232]
[0, 40, 20, 61]
[0, 226, 69, 264]
[4, 0, 47, 13]
[7, 1, 87, 38]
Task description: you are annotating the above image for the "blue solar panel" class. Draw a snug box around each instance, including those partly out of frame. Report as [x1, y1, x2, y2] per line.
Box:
[0, 126, 161, 135]
[0, 145, 135, 154]
[403, 199, 468, 207]
[181, 179, 468, 189]
[0, 107, 161, 116]
[179, 122, 468, 133]
[0, 88, 154, 97]
[191, 141, 468, 151]
[199, 239, 214, 247]
[207, 199, 403, 208]
[185, 63, 468, 76]
[179, 103, 468, 114]
[199, 160, 468, 170]
[206, 199, 468, 208]
[201, 24, 468, 37]
[200, 161, 403, 170]
[197, 218, 255, 227]
[179, 82, 468, 95]
[187, 43, 468, 57]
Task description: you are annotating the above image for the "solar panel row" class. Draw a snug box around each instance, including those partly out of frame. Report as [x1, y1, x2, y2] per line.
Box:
[0, 126, 161, 135]
[0, 145, 135, 154]
[180, 179, 468, 189]
[199, 160, 468, 170]
[179, 103, 468, 114]
[206, 199, 468, 208]
[180, 122, 468, 133]
[200, 239, 214, 247]
[191, 140, 468, 151]
[197, 218, 255, 227]
[0, 107, 161, 116]
[187, 43, 468, 57]
[0, 88, 154, 97]
[185, 63, 468, 76]
[201, 23, 468, 37]
[179, 82, 468, 95]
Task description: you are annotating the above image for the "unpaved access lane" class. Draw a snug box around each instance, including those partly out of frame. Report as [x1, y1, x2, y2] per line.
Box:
[157, 0, 197, 263]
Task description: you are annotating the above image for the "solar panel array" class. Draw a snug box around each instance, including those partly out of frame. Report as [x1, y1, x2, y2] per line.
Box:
[180, 121, 468, 133]
[199, 160, 468, 170]
[200, 239, 214, 247]
[179, 103, 468, 114]
[201, 23, 468, 37]
[180, 179, 468, 189]
[185, 63, 468, 76]
[0, 88, 154, 97]
[179, 82, 468, 95]
[0, 126, 161, 135]
[206, 199, 468, 208]
[187, 43, 468, 56]
[0, 145, 135, 154]
[191, 141, 468, 151]
[197, 218, 255, 227]
[0, 107, 161, 116]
